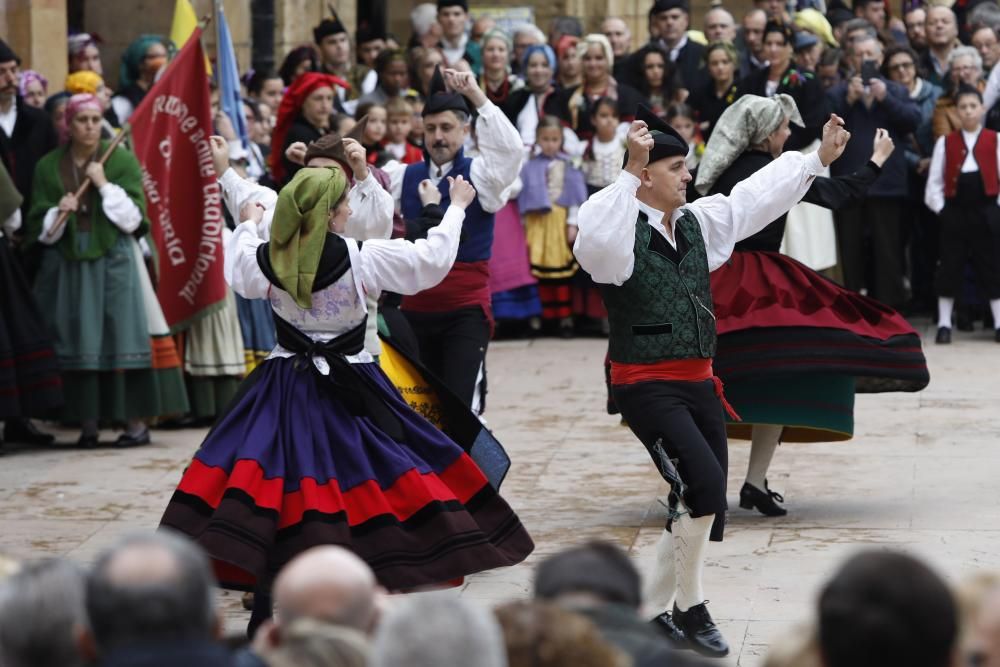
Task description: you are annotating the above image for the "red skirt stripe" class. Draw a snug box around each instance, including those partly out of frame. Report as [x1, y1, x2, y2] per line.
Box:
[177, 453, 490, 530]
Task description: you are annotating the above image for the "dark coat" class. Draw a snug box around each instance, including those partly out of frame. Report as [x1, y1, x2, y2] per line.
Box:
[737, 64, 829, 152]
[99, 641, 238, 667]
[280, 116, 326, 186]
[548, 82, 648, 141]
[0, 96, 58, 216]
[827, 76, 921, 198]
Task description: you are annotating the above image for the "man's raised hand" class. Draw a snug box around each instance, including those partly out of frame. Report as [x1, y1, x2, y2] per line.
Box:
[624, 121, 654, 178]
[443, 68, 487, 108]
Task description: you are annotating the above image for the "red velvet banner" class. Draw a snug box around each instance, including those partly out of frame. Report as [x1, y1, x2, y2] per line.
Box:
[131, 29, 226, 331]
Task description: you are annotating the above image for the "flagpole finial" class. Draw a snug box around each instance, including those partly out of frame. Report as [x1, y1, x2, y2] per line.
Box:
[198, 12, 213, 30]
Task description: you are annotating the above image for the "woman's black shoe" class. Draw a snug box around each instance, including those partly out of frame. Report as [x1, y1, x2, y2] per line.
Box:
[650, 611, 687, 648]
[114, 430, 151, 448]
[4, 418, 55, 445]
[739, 481, 787, 517]
[672, 602, 729, 658]
[935, 326, 952, 344]
[77, 434, 99, 449]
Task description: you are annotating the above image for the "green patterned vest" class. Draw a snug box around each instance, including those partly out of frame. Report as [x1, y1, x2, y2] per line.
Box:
[601, 210, 717, 363]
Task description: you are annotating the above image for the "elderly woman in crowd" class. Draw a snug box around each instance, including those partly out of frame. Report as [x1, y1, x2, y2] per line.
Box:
[738, 21, 829, 151]
[26, 94, 188, 447]
[933, 45, 986, 139]
[18, 71, 46, 109]
[479, 29, 524, 105]
[688, 41, 740, 140]
[550, 34, 646, 141]
[112, 34, 169, 124]
[629, 43, 686, 118]
[270, 72, 347, 185]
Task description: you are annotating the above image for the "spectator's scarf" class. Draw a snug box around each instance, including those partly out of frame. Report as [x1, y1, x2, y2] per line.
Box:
[62, 93, 103, 142]
[119, 34, 167, 89]
[65, 70, 103, 95]
[522, 44, 556, 73]
[269, 166, 348, 309]
[18, 70, 47, 98]
[695, 94, 803, 195]
[270, 72, 350, 183]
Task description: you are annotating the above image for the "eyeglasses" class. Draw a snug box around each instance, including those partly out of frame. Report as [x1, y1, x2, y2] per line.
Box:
[888, 61, 915, 71]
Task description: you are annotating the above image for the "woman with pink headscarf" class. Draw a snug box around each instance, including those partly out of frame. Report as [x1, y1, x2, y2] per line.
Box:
[18, 71, 47, 109]
[25, 94, 188, 448]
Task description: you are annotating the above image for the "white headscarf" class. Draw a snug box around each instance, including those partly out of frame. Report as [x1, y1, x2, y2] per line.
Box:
[695, 94, 804, 195]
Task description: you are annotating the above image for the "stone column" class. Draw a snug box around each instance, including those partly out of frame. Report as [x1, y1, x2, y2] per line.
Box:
[3, 0, 68, 88]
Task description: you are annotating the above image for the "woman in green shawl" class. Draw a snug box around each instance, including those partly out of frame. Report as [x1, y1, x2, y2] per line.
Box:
[27, 93, 188, 447]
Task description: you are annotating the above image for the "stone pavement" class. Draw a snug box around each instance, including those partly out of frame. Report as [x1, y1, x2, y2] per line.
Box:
[1, 323, 999, 664]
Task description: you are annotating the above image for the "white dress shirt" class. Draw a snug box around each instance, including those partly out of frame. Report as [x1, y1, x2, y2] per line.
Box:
[924, 128, 1000, 214]
[441, 33, 470, 68]
[225, 204, 467, 371]
[0, 104, 15, 137]
[573, 150, 825, 285]
[39, 183, 143, 244]
[382, 100, 524, 214]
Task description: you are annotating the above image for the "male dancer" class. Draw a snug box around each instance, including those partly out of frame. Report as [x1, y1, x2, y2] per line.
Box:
[574, 105, 849, 657]
[382, 68, 523, 411]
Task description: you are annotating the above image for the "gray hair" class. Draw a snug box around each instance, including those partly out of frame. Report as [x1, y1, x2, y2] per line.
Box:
[843, 17, 878, 43]
[410, 3, 439, 37]
[512, 22, 546, 44]
[969, 1, 1000, 31]
[371, 595, 506, 667]
[950, 44, 984, 73]
[263, 620, 370, 667]
[0, 559, 86, 667]
[85, 531, 217, 653]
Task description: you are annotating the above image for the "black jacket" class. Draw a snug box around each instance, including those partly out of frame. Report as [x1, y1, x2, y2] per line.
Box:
[737, 65, 830, 152]
[99, 640, 239, 667]
[0, 96, 58, 216]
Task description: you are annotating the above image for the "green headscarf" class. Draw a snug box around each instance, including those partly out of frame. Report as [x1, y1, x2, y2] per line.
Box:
[270, 166, 348, 309]
[119, 34, 168, 89]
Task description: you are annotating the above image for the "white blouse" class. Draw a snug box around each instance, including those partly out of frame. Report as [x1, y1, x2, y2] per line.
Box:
[38, 183, 143, 245]
[573, 150, 825, 285]
[226, 203, 467, 372]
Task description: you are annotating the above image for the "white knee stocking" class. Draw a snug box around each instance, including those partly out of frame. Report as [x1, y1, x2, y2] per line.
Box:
[673, 513, 713, 612]
[745, 424, 783, 490]
[645, 528, 676, 613]
[990, 299, 1000, 330]
[938, 297, 955, 329]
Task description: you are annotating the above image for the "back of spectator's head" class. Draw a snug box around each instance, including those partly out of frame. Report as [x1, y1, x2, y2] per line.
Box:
[549, 16, 585, 44]
[273, 546, 379, 634]
[818, 550, 957, 667]
[495, 600, 629, 667]
[371, 594, 506, 667]
[262, 619, 370, 667]
[534, 541, 642, 609]
[0, 559, 85, 667]
[82, 531, 218, 657]
[969, 1, 1000, 32]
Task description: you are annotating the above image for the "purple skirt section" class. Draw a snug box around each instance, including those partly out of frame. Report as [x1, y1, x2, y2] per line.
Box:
[196, 359, 467, 492]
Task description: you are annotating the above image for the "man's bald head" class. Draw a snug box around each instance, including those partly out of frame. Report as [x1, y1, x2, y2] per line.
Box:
[705, 7, 737, 43]
[602, 17, 632, 58]
[274, 546, 378, 634]
[84, 532, 217, 655]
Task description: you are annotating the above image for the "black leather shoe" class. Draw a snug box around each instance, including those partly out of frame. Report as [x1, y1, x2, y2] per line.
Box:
[114, 430, 151, 448]
[739, 481, 787, 517]
[4, 418, 55, 445]
[673, 602, 729, 658]
[935, 326, 952, 344]
[77, 434, 99, 449]
[650, 611, 687, 648]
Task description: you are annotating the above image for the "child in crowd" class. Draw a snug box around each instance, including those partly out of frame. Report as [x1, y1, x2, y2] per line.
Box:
[581, 97, 627, 195]
[355, 101, 389, 166]
[666, 102, 705, 171]
[518, 115, 589, 337]
[332, 113, 356, 137]
[925, 86, 1000, 344]
[406, 93, 425, 147]
[382, 97, 423, 163]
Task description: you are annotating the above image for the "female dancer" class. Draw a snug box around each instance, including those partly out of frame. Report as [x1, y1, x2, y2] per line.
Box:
[160, 162, 533, 632]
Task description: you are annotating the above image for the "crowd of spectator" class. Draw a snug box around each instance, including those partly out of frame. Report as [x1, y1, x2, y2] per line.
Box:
[0, 531, 994, 667]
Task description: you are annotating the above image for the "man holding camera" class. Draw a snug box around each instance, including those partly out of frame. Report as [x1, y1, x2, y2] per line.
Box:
[827, 34, 920, 309]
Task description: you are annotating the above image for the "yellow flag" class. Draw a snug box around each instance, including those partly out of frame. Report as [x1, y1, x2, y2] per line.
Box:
[171, 0, 212, 73]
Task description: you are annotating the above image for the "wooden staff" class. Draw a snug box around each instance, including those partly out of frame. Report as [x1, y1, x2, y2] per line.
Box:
[45, 124, 132, 241]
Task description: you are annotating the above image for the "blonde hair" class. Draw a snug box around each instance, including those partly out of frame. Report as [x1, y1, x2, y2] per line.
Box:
[495, 600, 629, 667]
[262, 619, 369, 667]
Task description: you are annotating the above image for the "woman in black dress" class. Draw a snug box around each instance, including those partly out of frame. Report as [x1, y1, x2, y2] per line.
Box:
[688, 41, 740, 141]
